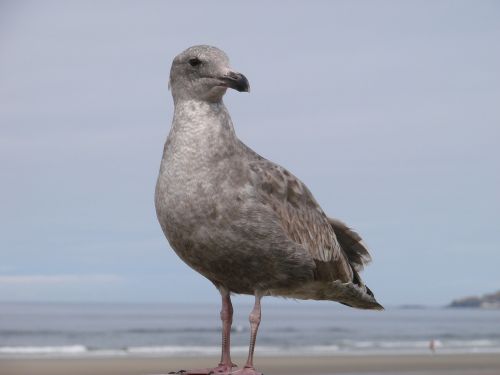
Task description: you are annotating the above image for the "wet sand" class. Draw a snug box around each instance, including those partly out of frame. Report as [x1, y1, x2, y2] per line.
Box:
[1, 353, 500, 375]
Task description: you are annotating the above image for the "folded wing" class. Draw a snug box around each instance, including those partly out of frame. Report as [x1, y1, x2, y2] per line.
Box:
[248, 160, 371, 285]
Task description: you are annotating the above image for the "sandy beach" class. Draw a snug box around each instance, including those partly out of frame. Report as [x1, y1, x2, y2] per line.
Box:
[1, 353, 500, 375]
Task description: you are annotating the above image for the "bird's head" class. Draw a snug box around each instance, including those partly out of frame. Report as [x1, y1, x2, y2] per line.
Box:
[169, 45, 250, 103]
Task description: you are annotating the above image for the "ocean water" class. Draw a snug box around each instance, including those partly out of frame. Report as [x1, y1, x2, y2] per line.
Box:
[1, 302, 499, 358]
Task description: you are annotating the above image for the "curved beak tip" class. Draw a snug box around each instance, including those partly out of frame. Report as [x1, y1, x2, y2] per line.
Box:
[223, 72, 250, 93]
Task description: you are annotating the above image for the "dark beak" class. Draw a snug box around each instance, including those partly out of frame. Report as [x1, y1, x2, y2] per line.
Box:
[221, 71, 250, 92]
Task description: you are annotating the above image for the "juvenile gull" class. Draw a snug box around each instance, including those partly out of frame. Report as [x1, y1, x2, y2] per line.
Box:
[155, 45, 383, 375]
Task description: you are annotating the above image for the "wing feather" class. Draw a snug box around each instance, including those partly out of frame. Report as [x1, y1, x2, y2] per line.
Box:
[248, 160, 356, 283]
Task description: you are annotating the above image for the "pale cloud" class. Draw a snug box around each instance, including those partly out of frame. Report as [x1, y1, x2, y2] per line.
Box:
[0, 274, 122, 285]
[0, 266, 17, 272]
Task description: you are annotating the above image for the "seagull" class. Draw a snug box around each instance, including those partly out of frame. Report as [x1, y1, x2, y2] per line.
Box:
[155, 45, 383, 375]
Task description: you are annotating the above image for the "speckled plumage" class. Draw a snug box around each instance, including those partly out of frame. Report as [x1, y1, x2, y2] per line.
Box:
[155, 45, 382, 310]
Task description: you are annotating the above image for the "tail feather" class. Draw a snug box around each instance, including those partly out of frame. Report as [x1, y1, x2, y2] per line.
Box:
[328, 218, 372, 272]
[274, 280, 384, 310]
[328, 217, 383, 310]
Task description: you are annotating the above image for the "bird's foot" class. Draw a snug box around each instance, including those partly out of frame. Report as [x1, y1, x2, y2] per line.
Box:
[169, 363, 238, 375]
[213, 362, 238, 374]
[232, 365, 263, 375]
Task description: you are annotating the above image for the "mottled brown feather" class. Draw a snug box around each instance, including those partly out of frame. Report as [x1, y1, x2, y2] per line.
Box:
[248, 160, 358, 284]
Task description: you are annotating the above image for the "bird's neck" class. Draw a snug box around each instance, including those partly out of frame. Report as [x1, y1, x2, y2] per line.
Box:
[165, 99, 238, 163]
[172, 99, 236, 137]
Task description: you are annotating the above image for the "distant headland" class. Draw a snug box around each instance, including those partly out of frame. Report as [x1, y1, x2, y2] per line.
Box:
[449, 290, 500, 308]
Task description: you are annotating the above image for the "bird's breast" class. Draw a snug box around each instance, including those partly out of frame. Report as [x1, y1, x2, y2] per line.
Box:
[155, 130, 246, 246]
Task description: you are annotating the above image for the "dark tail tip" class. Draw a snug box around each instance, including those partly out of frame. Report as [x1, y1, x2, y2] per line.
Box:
[372, 302, 385, 311]
[366, 286, 384, 310]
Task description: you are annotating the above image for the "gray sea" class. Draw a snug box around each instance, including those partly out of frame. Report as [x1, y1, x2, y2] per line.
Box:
[1, 302, 499, 358]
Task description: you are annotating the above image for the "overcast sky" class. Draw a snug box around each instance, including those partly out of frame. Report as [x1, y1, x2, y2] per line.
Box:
[1, 0, 499, 306]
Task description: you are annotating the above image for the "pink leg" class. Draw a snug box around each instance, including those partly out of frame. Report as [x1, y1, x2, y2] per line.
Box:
[239, 294, 263, 375]
[214, 288, 237, 373]
[179, 288, 237, 375]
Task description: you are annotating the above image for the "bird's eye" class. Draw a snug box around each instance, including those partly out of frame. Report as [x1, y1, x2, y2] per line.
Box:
[188, 58, 202, 67]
